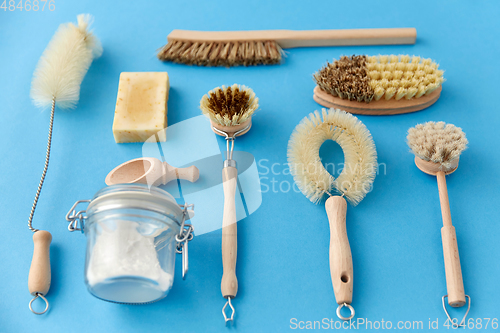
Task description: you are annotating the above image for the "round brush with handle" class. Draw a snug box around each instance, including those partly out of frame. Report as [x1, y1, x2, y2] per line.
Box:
[287, 109, 377, 321]
[200, 84, 258, 323]
[408, 121, 470, 327]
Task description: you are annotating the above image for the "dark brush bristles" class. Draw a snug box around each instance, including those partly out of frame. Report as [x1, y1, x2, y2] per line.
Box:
[200, 84, 259, 127]
[158, 40, 283, 67]
[313, 55, 374, 103]
[207, 86, 250, 119]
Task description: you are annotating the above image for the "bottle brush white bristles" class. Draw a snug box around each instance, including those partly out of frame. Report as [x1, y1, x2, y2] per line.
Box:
[30, 14, 102, 109]
[287, 109, 377, 205]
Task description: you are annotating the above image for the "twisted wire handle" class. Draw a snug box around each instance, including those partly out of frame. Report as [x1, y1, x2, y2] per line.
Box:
[28, 98, 55, 232]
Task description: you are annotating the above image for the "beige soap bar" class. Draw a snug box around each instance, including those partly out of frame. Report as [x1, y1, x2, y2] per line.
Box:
[112, 72, 169, 143]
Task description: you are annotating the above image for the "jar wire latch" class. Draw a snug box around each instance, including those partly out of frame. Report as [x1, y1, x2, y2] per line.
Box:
[176, 203, 195, 280]
[66, 200, 90, 233]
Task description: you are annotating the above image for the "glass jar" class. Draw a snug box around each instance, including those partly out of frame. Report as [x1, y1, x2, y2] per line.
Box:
[66, 184, 194, 304]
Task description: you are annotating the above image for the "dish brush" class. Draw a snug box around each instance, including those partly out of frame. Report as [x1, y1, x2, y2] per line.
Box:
[200, 84, 258, 323]
[407, 121, 470, 327]
[158, 28, 416, 67]
[287, 109, 377, 320]
[313, 55, 444, 115]
[27, 14, 101, 314]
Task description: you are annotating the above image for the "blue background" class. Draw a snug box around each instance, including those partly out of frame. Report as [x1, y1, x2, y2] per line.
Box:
[1, 0, 499, 332]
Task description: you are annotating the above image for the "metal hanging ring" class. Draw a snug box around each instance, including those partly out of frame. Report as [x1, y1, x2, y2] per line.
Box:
[222, 296, 235, 323]
[29, 293, 49, 315]
[442, 294, 471, 328]
[336, 302, 355, 321]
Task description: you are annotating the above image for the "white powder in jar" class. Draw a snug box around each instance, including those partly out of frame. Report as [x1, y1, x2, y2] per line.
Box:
[86, 220, 173, 291]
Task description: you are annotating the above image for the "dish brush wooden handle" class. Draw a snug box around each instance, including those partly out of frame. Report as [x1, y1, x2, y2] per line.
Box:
[28, 230, 52, 296]
[437, 171, 466, 307]
[325, 196, 353, 305]
[168, 28, 416, 48]
[221, 166, 238, 298]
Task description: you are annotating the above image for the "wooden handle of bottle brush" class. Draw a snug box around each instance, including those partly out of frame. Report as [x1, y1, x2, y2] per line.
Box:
[325, 196, 353, 305]
[28, 230, 52, 296]
[221, 167, 238, 298]
[437, 171, 466, 307]
[168, 28, 416, 48]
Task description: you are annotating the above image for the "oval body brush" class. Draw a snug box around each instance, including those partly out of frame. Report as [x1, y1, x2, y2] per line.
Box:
[407, 121, 470, 327]
[200, 84, 259, 323]
[27, 14, 101, 314]
[287, 109, 377, 320]
[313, 55, 444, 115]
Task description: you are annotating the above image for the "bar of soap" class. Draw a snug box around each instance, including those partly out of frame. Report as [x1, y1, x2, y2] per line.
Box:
[112, 72, 169, 143]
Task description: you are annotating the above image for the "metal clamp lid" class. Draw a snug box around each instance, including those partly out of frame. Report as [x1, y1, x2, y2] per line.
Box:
[66, 200, 90, 232]
[175, 203, 195, 280]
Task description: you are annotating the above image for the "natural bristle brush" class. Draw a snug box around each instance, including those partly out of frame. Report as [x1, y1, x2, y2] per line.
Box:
[200, 84, 258, 323]
[407, 121, 470, 327]
[27, 14, 101, 314]
[158, 28, 416, 67]
[313, 55, 444, 115]
[287, 109, 377, 320]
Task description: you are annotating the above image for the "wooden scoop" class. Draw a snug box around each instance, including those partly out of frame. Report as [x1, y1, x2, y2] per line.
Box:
[415, 156, 465, 307]
[105, 157, 199, 186]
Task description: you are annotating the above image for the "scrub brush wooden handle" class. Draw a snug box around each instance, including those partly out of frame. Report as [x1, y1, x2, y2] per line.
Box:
[437, 171, 466, 307]
[168, 28, 416, 48]
[408, 122, 469, 309]
[221, 167, 238, 298]
[325, 196, 353, 305]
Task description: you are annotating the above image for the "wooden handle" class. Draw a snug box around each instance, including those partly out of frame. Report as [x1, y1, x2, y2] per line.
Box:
[325, 196, 353, 305]
[28, 231, 52, 296]
[436, 171, 466, 307]
[221, 166, 238, 298]
[441, 226, 466, 307]
[436, 171, 453, 227]
[175, 165, 200, 183]
[168, 28, 416, 48]
[162, 162, 200, 185]
[313, 85, 442, 116]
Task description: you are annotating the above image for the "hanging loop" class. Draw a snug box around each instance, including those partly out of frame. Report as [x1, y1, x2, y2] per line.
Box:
[442, 294, 471, 328]
[222, 296, 235, 323]
[336, 302, 355, 321]
[29, 293, 49, 315]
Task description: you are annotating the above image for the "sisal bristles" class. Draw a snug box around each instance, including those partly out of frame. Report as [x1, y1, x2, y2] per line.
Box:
[407, 121, 468, 170]
[30, 14, 102, 109]
[158, 40, 283, 67]
[313, 55, 374, 103]
[287, 109, 377, 206]
[200, 84, 259, 127]
[314, 54, 445, 103]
